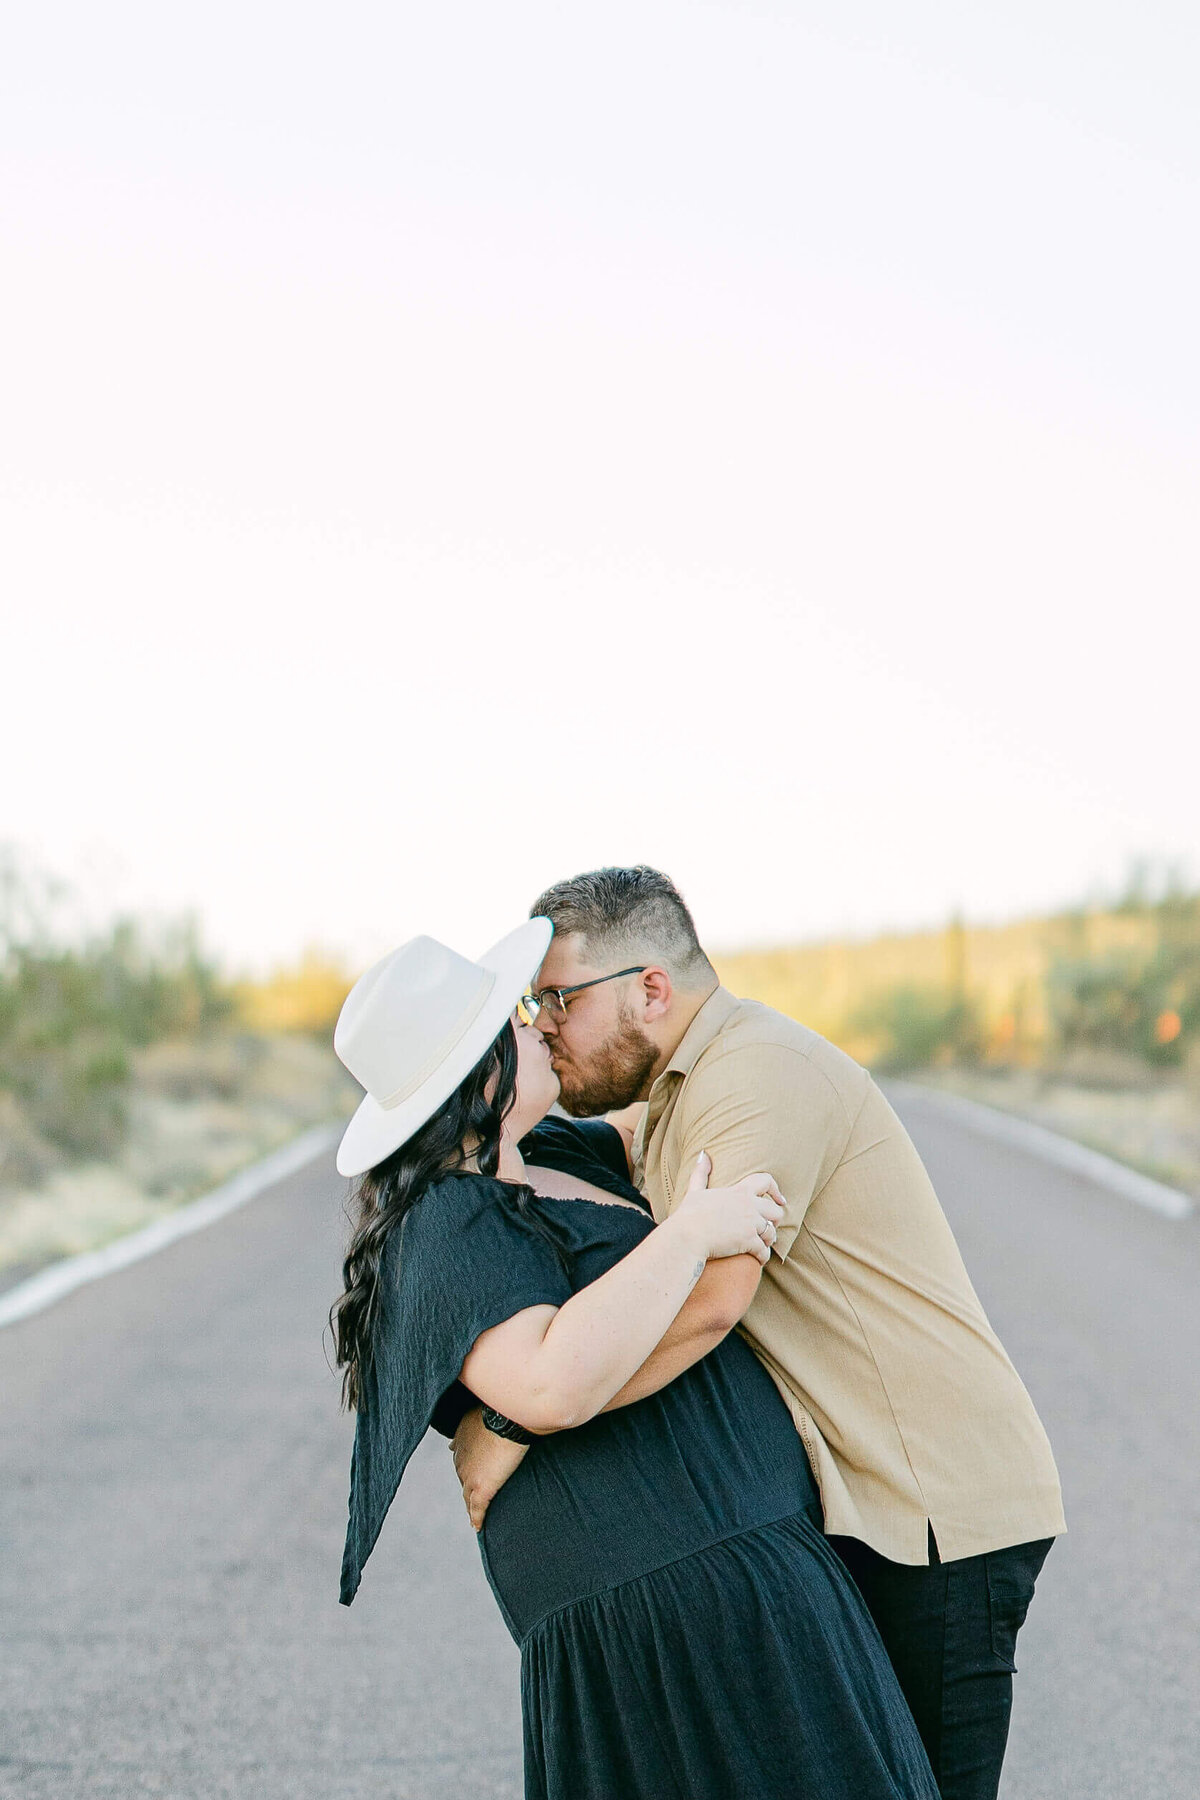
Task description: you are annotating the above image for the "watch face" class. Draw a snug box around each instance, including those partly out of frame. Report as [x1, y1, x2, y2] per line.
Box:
[482, 1406, 533, 1443]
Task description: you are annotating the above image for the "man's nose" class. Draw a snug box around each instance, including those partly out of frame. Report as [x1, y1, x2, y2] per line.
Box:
[537, 1007, 559, 1037]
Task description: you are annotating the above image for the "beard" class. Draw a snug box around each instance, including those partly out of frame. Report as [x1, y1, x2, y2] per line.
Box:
[551, 1006, 659, 1117]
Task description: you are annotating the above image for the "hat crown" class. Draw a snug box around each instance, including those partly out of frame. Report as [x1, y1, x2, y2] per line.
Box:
[334, 936, 497, 1112]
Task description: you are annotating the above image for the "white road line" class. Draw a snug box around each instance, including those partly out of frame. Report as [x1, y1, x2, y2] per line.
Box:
[0, 1124, 341, 1330]
[886, 1080, 1194, 1221]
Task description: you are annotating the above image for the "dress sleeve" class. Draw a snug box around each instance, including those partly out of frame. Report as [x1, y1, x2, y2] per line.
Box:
[339, 1174, 573, 1605]
[520, 1115, 648, 1207]
[568, 1118, 636, 1187]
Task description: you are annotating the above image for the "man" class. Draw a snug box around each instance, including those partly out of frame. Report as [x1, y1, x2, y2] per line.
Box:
[454, 866, 1065, 1800]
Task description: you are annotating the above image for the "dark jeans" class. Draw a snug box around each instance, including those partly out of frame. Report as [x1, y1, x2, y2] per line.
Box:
[828, 1528, 1054, 1800]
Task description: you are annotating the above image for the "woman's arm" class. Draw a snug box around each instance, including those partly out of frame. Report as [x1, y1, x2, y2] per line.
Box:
[599, 1252, 763, 1409]
[458, 1163, 782, 1434]
[453, 1254, 763, 1529]
[452, 1158, 783, 1529]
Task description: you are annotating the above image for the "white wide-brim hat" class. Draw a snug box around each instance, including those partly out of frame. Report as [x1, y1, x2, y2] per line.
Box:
[333, 917, 553, 1178]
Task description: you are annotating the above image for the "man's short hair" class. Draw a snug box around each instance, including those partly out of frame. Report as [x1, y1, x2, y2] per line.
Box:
[530, 866, 715, 988]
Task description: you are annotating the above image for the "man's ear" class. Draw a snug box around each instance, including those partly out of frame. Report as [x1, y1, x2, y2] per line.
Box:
[640, 966, 672, 1021]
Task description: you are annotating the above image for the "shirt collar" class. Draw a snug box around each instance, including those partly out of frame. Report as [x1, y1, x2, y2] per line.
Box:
[658, 984, 740, 1084]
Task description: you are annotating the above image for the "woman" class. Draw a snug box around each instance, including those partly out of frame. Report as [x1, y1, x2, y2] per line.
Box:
[330, 923, 937, 1800]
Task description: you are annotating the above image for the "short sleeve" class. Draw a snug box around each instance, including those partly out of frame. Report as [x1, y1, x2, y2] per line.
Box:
[401, 1172, 576, 1343]
[670, 1044, 854, 1263]
[340, 1175, 573, 1605]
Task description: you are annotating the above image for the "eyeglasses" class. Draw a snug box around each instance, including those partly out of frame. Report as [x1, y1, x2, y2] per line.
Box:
[518, 966, 647, 1026]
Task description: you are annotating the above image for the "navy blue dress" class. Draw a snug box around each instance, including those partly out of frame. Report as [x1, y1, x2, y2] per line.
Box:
[341, 1118, 938, 1800]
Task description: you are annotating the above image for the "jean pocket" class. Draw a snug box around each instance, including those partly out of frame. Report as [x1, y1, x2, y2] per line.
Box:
[986, 1538, 1054, 1671]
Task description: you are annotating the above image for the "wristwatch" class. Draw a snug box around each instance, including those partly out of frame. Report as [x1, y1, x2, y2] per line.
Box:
[480, 1405, 535, 1445]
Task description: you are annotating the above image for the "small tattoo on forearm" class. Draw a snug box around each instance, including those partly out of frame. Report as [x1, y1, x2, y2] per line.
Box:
[691, 1259, 705, 1283]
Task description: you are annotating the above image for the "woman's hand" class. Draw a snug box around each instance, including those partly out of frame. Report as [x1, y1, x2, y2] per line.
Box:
[673, 1152, 786, 1265]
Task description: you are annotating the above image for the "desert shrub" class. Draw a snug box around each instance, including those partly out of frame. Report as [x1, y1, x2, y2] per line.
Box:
[0, 856, 234, 1164]
[850, 985, 981, 1073]
[236, 949, 352, 1038]
[1048, 938, 1200, 1068]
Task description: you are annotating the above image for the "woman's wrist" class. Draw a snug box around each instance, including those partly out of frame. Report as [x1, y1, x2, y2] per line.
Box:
[660, 1208, 710, 1269]
[481, 1404, 536, 1445]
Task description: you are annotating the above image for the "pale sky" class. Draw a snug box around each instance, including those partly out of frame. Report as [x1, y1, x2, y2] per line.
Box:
[3, 2, 1197, 975]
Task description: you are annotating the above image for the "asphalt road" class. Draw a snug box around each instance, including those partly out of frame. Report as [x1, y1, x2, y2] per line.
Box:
[2, 1094, 1198, 1799]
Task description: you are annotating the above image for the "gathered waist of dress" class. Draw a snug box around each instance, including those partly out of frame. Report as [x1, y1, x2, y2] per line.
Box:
[478, 1340, 821, 1641]
[484, 1494, 821, 1643]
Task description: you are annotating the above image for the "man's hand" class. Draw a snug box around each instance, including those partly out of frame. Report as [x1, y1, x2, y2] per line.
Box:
[451, 1405, 530, 1531]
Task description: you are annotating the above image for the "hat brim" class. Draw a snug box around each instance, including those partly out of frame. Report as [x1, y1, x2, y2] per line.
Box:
[335, 917, 553, 1178]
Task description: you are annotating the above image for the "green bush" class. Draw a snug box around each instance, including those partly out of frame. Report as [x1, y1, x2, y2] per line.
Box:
[1048, 940, 1200, 1068]
[0, 858, 234, 1165]
[850, 985, 981, 1073]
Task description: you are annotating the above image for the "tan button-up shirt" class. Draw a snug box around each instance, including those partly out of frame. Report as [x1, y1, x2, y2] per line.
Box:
[632, 987, 1066, 1565]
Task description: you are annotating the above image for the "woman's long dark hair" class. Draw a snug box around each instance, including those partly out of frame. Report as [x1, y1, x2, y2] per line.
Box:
[330, 1020, 555, 1412]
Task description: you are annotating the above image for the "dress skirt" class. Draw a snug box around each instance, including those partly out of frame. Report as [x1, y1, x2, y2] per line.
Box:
[519, 1510, 938, 1800]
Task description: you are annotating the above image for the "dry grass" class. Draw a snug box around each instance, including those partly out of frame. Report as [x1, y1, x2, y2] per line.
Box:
[713, 906, 1176, 1066]
[912, 1065, 1200, 1199]
[714, 905, 1199, 1199]
[0, 1031, 357, 1279]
